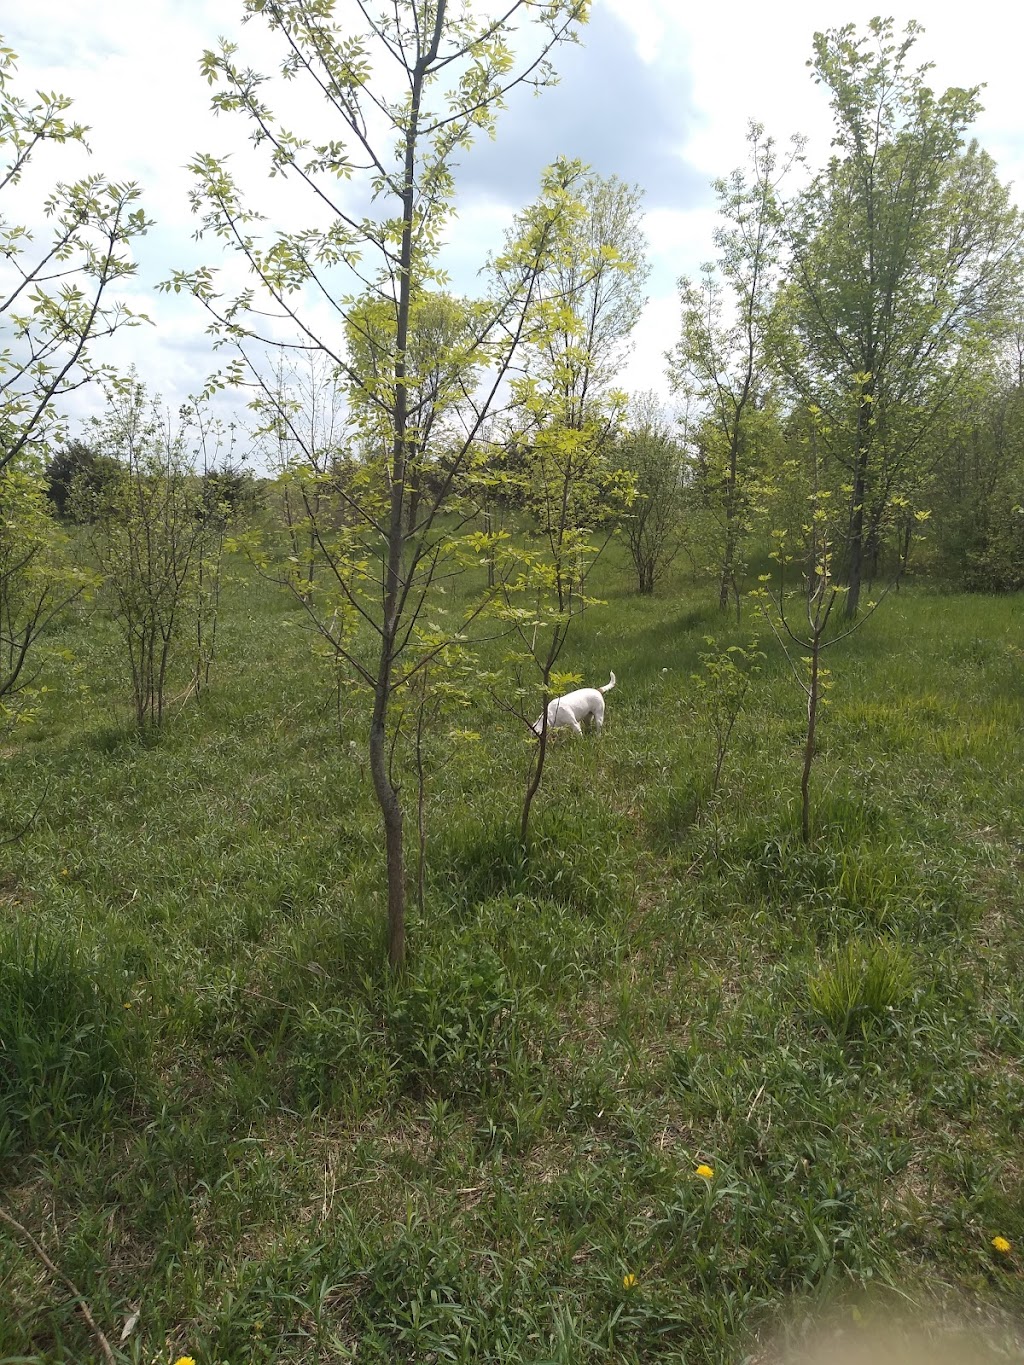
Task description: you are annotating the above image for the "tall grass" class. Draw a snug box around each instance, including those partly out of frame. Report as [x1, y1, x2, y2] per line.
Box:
[1, 551, 1023, 1361]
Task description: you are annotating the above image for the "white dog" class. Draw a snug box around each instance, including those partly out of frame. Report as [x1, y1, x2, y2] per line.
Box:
[532, 672, 616, 738]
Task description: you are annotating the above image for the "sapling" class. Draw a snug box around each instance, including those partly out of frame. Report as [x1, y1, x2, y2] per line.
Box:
[692, 638, 764, 803]
[84, 381, 207, 730]
[164, 1, 590, 969]
[753, 483, 883, 842]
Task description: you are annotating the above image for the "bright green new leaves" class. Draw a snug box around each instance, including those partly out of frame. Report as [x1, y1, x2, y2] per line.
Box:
[0, 40, 151, 471]
[752, 411, 889, 842]
[488, 165, 645, 840]
[164, 0, 589, 386]
[498, 161, 647, 617]
[0, 459, 94, 729]
[164, 2, 590, 966]
[671, 124, 793, 616]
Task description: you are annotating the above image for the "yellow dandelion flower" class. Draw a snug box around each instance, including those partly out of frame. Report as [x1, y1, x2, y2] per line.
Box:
[695, 1163, 715, 1180]
[991, 1236, 1012, 1255]
[622, 1273, 638, 1290]
[173, 1357, 197, 1365]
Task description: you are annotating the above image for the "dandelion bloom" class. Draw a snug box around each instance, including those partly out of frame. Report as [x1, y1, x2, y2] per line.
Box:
[173, 1357, 197, 1365]
[695, 1163, 715, 1180]
[622, 1273, 638, 1290]
[991, 1236, 1012, 1255]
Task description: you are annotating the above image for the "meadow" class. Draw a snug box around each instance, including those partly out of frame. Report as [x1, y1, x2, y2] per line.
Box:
[1, 545, 1023, 1363]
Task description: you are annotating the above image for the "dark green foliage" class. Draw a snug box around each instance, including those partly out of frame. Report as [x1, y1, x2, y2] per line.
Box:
[926, 380, 1024, 592]
[43, 440, 121, 521]
[199, 461, 263, 527]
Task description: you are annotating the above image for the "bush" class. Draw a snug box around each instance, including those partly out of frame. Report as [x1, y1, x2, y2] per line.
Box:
[44, 440, 120, 521]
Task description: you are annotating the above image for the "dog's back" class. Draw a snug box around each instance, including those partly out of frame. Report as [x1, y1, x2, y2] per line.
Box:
[533, 672, 616, 736]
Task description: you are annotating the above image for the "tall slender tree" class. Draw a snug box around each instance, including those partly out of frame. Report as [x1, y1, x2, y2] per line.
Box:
[671, 123, 791, 617]
[507, 168, 648, 611]
[164, 1, 589, 968]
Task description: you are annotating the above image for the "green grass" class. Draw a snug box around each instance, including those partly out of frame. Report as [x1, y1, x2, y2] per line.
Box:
[1, 548, 1023, 1362]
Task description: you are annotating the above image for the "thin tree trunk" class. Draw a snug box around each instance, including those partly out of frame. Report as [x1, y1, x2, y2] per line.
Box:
[484, 505, 495, 589]
[370, 683, 405, 970]
[415, 677, 429, 917]
[520, 717, 548, 847]
[801, 634, 820, 843]
[845, 479, 866, 620]
[719, 479, 737, 613]
[844, 380, 873, 620]
[368, 14, 445, 970]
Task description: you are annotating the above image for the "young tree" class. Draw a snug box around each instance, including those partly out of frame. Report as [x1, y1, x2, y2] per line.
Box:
[753, 416, 898, 841]
[0, 39, 150, 470]
[670, 124, 791, 617]
[617, 391, 688, 595]
[189, 405, 243, 699]
[520, 170, 649, 433]
[0, 39, 150, 752]
[782, 18, 1023, 618]
[255, 353, 351, 605]
[85, 381, 208, 730]
[492, 171, 641, 843]
[165, 2, 589, 968]
[511, 171, 648, 608]
[0, 462, 92, 730]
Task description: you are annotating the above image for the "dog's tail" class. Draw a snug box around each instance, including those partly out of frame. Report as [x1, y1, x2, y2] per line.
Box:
[600, 671, 616, 693]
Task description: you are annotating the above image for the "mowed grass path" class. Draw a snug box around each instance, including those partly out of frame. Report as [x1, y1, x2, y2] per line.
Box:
[1, 550, 1023, 1362]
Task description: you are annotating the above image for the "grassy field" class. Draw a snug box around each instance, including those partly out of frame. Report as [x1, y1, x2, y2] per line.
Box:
[1, 545, 1023, 1363]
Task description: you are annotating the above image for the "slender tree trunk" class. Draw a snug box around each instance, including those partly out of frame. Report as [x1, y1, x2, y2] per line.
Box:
[865, 523, 880, 588]
[415, 677, 429, 917]
[719, 465, 738, 614]
[718, 560, 732, 612]
[845, 471, 866, 619]
[520, 650, 555, 846]
[368, 17, 444, 969]
[370, 671, 404, 969]
[801, 632, 821, 843]
[405, 468, 421, 537]
[520, 718, 548, 847]
[484, 505, 495, 589]
[844, 378, 874, 620]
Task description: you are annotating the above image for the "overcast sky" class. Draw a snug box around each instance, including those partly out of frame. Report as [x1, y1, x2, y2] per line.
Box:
[5, 0, 1023, 453]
